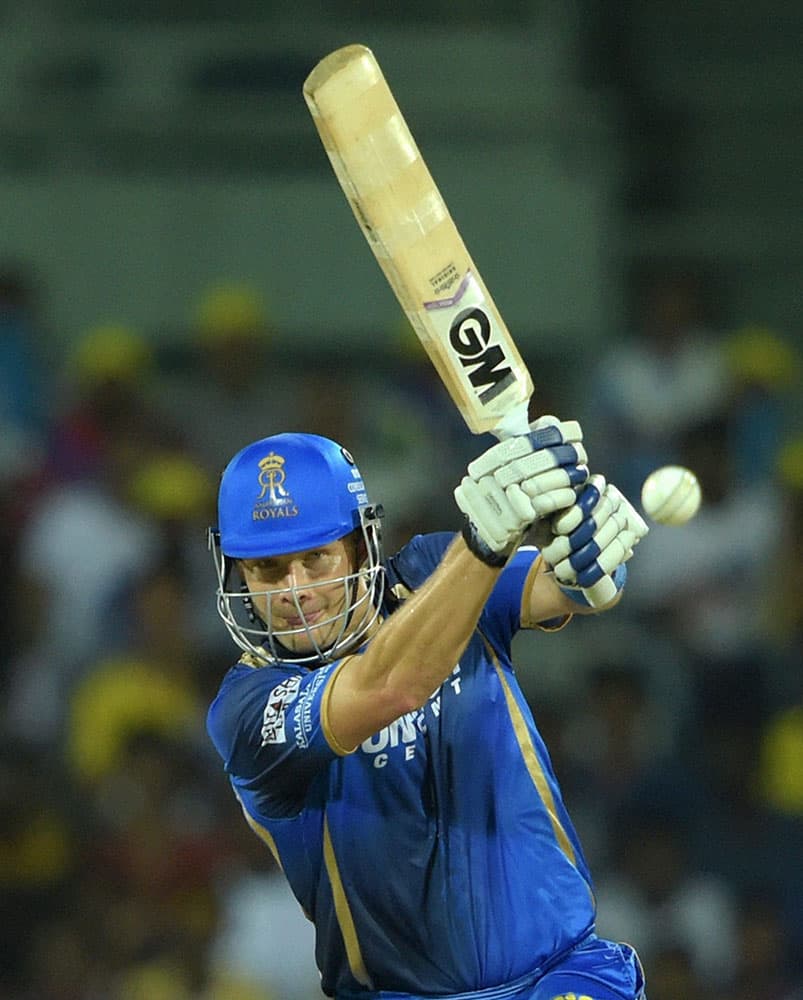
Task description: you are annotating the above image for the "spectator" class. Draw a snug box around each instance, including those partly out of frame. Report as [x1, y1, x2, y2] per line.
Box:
[645, 944, 712, 1000]
[0, 741, 77, 994]
[594, 807, 739, 988]
[628, 414, 785, 662]
[723, 323, 800, 486]
[583, 260, 730, 500]
[11, 441, 161, 705]
[65, 561, 207, 786]
[78, 731, 236, 999]
[154, 281, 297, 475]
[209, 823, 323, 999]
[49, 321, 178, 483]
[723, 890, 803, 1000]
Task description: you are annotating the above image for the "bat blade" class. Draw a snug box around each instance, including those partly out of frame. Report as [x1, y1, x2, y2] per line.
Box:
[303, 44, 533, 439]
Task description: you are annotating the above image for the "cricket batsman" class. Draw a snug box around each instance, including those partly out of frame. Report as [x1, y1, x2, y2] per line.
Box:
[207, 421, 648, 999]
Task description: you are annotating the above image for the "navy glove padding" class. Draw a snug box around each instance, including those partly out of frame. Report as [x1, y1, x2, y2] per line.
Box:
[456, 416, 589, 566]
[539, 474, 649, 606]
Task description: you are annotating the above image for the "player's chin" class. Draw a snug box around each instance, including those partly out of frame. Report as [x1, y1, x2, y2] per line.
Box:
[281, 619, 339, 654]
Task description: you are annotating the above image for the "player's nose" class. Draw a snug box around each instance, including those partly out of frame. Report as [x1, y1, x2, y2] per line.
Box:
[280, 560, 315, 594]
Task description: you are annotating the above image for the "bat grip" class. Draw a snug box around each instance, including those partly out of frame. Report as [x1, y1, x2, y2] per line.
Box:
[492, 400, 532, 440]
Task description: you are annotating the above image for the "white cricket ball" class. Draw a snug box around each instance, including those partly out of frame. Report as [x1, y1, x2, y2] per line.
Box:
[641, 465, 702, 525]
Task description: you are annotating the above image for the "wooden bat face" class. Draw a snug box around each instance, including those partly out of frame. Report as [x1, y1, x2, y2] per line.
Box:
[304, 44, 533, 439]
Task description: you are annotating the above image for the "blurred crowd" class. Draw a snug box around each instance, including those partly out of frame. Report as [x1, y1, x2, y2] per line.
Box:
[0, 259, 801, 999]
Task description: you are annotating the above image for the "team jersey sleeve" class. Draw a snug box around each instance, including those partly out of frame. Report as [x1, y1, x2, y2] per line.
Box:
[206, 659, 348, 819]
[479, 545, 541, 653]
[387, 532, 541, 657]
[384, 531, 455, 593]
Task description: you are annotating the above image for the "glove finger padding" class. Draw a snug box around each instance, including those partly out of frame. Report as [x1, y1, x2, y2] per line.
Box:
[550, 529, 641, 586]
[467, 420, 584, 479]
[551, 474, 606, 535]
[491, 443, 588, 488]
[546, 485, 619, 558]
[540, 477, 649, 606]
[528, 485, 583, 518]
[455, 475, 532, 566]
[542, 497, 622, 566]
[483, 425, 588, 525]
[455, 416, 588, 567]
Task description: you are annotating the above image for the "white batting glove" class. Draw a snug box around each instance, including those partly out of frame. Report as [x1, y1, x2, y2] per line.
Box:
[540, 474, 649, 606]
[455, 416, 589, 566]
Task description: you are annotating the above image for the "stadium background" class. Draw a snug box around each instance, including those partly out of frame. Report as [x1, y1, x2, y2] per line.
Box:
[0, 2, 801, 997]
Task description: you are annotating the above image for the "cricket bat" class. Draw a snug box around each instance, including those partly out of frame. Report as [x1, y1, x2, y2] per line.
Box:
[303, 44, 533, 440]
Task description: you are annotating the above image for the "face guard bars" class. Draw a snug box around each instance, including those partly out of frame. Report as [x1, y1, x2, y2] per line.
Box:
[209, 505, 385, 665]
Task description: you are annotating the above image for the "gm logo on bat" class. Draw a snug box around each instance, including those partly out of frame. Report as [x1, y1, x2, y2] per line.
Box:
[449, 306, 516, 404]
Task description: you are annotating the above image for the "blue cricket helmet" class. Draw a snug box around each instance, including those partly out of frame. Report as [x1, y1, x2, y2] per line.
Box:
[211, 432, 385, 664]
[217, 432, 372, 558]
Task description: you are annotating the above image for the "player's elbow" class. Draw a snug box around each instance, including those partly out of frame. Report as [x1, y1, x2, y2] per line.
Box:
[363, 670, 435, 720]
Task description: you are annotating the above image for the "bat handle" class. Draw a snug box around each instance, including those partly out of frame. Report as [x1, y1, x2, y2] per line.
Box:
[492, 400, 532, 440]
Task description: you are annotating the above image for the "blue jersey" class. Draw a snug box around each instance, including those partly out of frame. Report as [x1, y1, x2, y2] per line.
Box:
[207, 533, 596, 998]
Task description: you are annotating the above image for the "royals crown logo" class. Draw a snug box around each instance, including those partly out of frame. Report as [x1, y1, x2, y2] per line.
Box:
[256, 452, 290, 505]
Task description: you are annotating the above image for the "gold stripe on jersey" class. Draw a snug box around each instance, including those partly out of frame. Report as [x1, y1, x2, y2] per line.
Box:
[323, 814, 373, 987]
[485, 637, 577, 866]
[519, 553, 572, 632]
[234, 791, 282, 868]
[519, 552, 545, 628]
[321, 657, 358, 755]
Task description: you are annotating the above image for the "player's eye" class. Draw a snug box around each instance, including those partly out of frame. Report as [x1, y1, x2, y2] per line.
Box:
[304, 550, 338, 574]
[246, 559, 283, 579]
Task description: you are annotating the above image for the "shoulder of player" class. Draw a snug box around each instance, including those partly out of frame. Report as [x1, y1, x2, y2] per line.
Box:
[207, 660, 309, 755]
[385, 530, 457, 589]
[209, 659, 305, 725]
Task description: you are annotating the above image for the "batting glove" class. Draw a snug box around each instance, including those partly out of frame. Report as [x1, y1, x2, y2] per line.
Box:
[540, 474, 649, 606]
[455, 415, 589, 566]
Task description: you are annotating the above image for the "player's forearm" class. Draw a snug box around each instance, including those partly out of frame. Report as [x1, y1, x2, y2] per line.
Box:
[327, 536, 499, 748]
[369, 535, 499, 704]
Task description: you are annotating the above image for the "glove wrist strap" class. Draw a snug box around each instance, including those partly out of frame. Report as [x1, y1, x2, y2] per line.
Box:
[461, 520, 515, 568]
